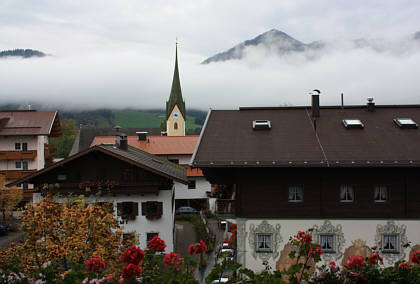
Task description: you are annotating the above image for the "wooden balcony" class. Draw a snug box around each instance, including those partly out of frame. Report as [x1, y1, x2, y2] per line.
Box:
[215, 199, 236, 215]
[0, 169, 37, 179]
[41, 182, 161, 195]
[0, 150, 37, 160]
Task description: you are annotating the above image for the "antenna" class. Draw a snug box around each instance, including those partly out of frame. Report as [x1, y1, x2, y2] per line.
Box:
[341, 93, 344, 109]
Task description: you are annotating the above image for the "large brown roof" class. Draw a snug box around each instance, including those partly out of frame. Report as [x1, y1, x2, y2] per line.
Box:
[0, 110, 61, 137]
[192, 105, 420, 167]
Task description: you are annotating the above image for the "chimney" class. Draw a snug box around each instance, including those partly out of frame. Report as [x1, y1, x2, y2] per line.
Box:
[161, 131, 167, 136]
[367, 97, 375, 112]
[136, 131, 148, 141]
[311, 89, 321, 117]
[116, 133, 128, 150]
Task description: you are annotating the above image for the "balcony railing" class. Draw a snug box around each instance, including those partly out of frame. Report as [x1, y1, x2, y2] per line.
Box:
[0, 170, 37, 179]
[0, 150, 37, 160]
[215, 199, 236, 215]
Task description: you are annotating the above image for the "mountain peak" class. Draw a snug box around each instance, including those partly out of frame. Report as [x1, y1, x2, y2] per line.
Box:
[201, 29, 306, 64]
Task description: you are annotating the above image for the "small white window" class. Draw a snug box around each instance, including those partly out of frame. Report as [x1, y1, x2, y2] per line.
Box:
[15, 161, 22, 169]
[288, 185, 303, 202]
[15, 143, 21, 150]
[394, 118, 418, 129]
[340, 185, 355, 202]
[382, 234, 398, 253]
[320, 234, 335, 253]
[374, 185, 388, 202]
[22, 143, 28, 151]
[22, 160, 28, 170]
[342, 119, 364, 129]
[256, 234, 272, 252]
[188, 179, 196, 189]
[57, 174, 67, 181]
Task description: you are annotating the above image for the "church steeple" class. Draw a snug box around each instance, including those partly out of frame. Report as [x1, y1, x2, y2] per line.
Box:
[166, 43, 186, 136]
[166, 44, 186, 120]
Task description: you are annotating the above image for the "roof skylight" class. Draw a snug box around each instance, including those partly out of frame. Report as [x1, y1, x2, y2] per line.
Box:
[342, 119, 364, 129]
[252, 120, 271, 130]
[394, 118, 418, 129]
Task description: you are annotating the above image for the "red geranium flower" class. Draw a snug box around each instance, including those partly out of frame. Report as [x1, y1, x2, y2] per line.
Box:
[120, 246, 145, 265]
[147, 236, 167, 252]
[399, 262, 410, 269]
[347, 255, 365, 269]
[329, 261, 338, 271]
[121, 263, 142, 279]
[163, 252, 183, 270]
[188, 239, 207, 255]
[303, 233, 312, 244]
[85, 257, 106, 272]
[368, 252, 382, 265]
[308, 245, 323, 258]
[411, 252, 420, 265]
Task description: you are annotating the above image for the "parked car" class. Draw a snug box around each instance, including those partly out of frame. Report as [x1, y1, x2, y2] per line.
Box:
[176, 206, 199, 215]
[211, 277, 229, 283]
[0, 223, 9, 235]
[217, 248, 235, 264]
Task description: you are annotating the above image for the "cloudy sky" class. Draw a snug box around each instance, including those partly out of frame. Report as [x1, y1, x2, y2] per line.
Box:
[1, 0, 420, 110]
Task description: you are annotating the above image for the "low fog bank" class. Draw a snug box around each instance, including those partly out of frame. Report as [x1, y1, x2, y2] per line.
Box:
[1, 37, 420, 111]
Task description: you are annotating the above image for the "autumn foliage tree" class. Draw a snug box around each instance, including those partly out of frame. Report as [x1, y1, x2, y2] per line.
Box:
[0, 195, 124, 273]
[0, 174, 23, 222]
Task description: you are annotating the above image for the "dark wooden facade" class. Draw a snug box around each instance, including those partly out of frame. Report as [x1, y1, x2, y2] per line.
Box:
[28, 150, 173, 195]
[204, 167, 420, 219]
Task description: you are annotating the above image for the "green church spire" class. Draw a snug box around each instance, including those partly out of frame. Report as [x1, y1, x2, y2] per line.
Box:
[166, 44, 186, 120]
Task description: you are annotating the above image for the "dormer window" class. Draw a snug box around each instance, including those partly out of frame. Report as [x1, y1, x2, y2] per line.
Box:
[394, 118, 418, 129]
[342, 119, 364, 129]
[252, 120, 271, 130]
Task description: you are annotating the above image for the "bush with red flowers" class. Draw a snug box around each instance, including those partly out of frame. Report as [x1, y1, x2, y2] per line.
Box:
[188, 239, 207, 255]
[412, 251, 420, 265]
[346, 255, 366, 269]
[120, 245, 145, 265]
[121, 263, 142, 279]
[163, 252, 183, 270]
[85, 257, 106, 272]
[147, 236, 167, 252]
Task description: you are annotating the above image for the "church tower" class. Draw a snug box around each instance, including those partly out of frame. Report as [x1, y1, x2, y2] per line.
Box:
[166, 44, 186, 136]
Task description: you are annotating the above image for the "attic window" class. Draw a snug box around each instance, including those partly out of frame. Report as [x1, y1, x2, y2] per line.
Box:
[252, 120, 271, 130]
[342, 119, 364, 129]
[394, 118, 418, 129]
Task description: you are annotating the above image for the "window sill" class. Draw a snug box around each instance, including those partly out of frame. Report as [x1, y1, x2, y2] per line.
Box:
[256, 250, 273, 253]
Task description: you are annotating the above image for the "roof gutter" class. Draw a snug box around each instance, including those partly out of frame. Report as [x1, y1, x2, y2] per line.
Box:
[190, 108, 212, 166]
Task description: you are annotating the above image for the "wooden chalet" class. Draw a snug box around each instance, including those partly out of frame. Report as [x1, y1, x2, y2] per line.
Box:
[192, 96, 420, 270]
[9, 134, 187, 251]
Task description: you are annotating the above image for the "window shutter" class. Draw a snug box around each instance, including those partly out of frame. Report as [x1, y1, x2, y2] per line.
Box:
[133, 202, 139, 216]
[157, 202, 163, 216]
[117, 203, 123, 216]
[141, 202, 147, 216]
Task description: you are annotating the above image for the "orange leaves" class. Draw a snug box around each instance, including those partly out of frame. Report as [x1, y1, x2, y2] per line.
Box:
[2, 195, 124, 272]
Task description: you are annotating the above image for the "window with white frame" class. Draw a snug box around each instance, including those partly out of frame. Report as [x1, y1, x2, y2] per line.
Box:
[15, 160, 22, 169]
[256, 234, 272, 252]
[22, 160, 28, 170]
[14, 142, 28, 151]
[382, 234, 398, 253]
[288, 185, 303, 202]
[374, 185, 388, 202]
[320, 234, 335, 253]
[339, 185, 355, 202]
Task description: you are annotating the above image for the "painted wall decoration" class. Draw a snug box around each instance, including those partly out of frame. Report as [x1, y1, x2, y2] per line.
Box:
[313, 220, 345, 261]
[275, 242, 315, 282]
[249, 220, 282, 261]
[341, 239, 372, 266]
[375, 220, 408, 264]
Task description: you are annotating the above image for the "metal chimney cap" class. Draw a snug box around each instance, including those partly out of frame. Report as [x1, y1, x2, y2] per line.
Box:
[367, 97, 374, 103]
[310, 89, 321, 95]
